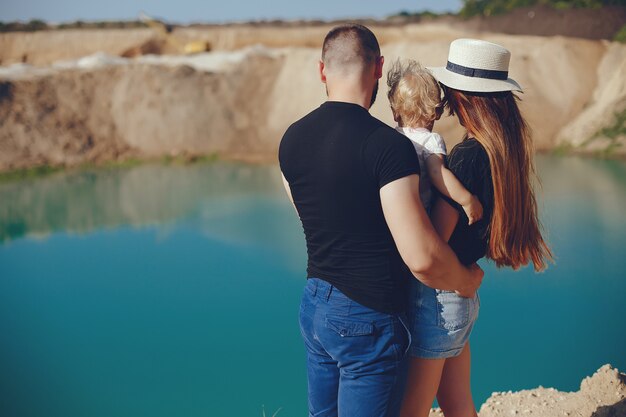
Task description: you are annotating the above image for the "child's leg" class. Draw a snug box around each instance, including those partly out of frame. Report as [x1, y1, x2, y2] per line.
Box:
[399, 357, 445, 417]
[436, 343, 477, 417]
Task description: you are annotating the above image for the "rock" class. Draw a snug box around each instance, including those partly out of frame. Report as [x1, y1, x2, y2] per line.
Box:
[477, 365, 626, 417]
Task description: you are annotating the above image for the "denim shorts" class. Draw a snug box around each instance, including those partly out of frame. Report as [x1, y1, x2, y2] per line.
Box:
[408, 279, 480, 359]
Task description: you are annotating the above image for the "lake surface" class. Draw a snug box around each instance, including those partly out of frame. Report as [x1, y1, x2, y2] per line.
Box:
[1, 156, 625, 417]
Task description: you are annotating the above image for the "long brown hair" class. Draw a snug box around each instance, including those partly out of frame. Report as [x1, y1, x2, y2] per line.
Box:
[443, 86, 553, 271]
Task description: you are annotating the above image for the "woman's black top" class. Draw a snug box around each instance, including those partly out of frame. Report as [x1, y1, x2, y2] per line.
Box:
[441, 138, 494, 265]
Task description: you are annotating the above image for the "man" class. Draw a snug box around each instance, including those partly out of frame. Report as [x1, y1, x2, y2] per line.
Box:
[278, 24, 483, 417]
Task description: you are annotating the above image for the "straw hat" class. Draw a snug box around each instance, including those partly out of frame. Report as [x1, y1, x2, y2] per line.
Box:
[428, 38, 522, 93]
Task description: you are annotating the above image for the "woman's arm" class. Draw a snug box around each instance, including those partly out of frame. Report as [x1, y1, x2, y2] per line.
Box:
[432, 197, 479, 297]
[431, 197, 460, 243]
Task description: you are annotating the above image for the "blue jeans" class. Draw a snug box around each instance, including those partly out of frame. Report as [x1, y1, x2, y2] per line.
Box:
[299, 278, 411, 417]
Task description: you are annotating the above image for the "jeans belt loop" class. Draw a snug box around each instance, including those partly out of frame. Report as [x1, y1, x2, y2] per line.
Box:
[311, 278, 318, 297]
[325, 283, 333, 301]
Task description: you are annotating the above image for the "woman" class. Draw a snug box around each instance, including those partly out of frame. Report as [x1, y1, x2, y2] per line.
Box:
[400, 39, 553, 417]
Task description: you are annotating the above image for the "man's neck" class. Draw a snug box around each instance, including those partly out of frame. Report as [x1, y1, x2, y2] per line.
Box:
[326, 93, 370, 110]
[326, 79, 373, 110]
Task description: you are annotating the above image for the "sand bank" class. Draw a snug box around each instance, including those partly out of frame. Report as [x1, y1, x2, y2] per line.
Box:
[427, 365, 626, 417]
[0, 25, 625, 172]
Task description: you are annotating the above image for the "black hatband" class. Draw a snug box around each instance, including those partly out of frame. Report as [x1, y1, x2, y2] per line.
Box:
[446, 61, 508, 80]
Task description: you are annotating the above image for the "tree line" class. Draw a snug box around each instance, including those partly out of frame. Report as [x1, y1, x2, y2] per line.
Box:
[459, 0, 625, 17]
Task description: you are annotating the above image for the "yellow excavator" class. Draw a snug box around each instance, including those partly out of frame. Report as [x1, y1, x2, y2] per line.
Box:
[122, 13, 211, 57]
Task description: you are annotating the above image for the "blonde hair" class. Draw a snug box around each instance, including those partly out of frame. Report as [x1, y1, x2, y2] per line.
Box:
[387, 59, 441, 128]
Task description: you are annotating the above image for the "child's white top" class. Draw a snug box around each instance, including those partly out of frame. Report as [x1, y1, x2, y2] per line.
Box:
[395, 126, 447, 211]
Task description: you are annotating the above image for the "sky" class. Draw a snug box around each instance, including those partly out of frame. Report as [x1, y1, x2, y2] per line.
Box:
[1, 0, 463, 24]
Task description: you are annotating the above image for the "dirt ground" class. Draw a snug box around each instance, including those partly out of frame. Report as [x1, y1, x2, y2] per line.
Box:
[425, 365, 626, 417]
[474, 364, 626, 417]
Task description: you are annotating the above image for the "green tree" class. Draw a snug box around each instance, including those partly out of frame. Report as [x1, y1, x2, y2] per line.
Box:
[459, 0, 624, 17]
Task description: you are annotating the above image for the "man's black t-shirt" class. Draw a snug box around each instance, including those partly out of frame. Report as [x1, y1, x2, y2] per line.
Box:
[278, 101, 420, 314]
[441, 138, 494, 265]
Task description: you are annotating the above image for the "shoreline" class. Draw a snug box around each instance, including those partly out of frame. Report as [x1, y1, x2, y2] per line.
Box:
[1, 149, 625, 183]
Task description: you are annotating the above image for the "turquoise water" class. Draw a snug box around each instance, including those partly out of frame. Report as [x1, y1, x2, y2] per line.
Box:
[0, 156, 625, 417]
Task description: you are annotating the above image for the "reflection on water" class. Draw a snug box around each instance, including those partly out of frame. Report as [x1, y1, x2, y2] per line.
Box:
[2, 156, 624, 246]
[0, 156, 625, 417]
[0, 162, 294, 247]
[2, 156, 624, 247]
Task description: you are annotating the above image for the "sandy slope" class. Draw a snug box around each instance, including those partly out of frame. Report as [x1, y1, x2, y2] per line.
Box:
[556, 42, 626, 153]
[0, 50, 284, 170]
[0, 25, 624, 171]
[424, 365, 626, 417]
[480, 364, 626, 417]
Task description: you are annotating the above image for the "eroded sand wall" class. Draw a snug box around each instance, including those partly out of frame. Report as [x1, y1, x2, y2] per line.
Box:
[1, 33, 624, 171]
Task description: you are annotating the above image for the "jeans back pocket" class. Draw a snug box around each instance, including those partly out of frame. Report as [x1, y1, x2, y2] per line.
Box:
[325, 316, 374, 337]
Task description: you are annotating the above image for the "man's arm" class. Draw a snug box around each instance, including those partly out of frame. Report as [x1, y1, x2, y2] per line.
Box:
[380, 174, 482, 296]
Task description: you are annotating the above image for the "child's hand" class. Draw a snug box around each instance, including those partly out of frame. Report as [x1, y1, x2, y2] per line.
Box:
[462, 195, 483, 225]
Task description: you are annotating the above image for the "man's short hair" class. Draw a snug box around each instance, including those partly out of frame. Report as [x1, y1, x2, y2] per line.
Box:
[321, 24, 381, 73]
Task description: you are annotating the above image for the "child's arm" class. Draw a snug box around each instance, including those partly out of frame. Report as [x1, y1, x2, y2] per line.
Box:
[426, 154, 483, 225]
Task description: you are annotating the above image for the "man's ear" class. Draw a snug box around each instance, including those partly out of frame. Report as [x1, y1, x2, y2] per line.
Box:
[375, 56, 385, 79]
[319, 60, 327, 83]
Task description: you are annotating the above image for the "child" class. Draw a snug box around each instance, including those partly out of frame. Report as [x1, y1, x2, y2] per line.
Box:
[387, 59, 483, 224]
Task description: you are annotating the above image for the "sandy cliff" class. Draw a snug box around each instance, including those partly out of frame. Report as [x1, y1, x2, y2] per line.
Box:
[0, 24, 625, 172]
[0, 48, 285, 170]
[556, 42, 626, 154]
